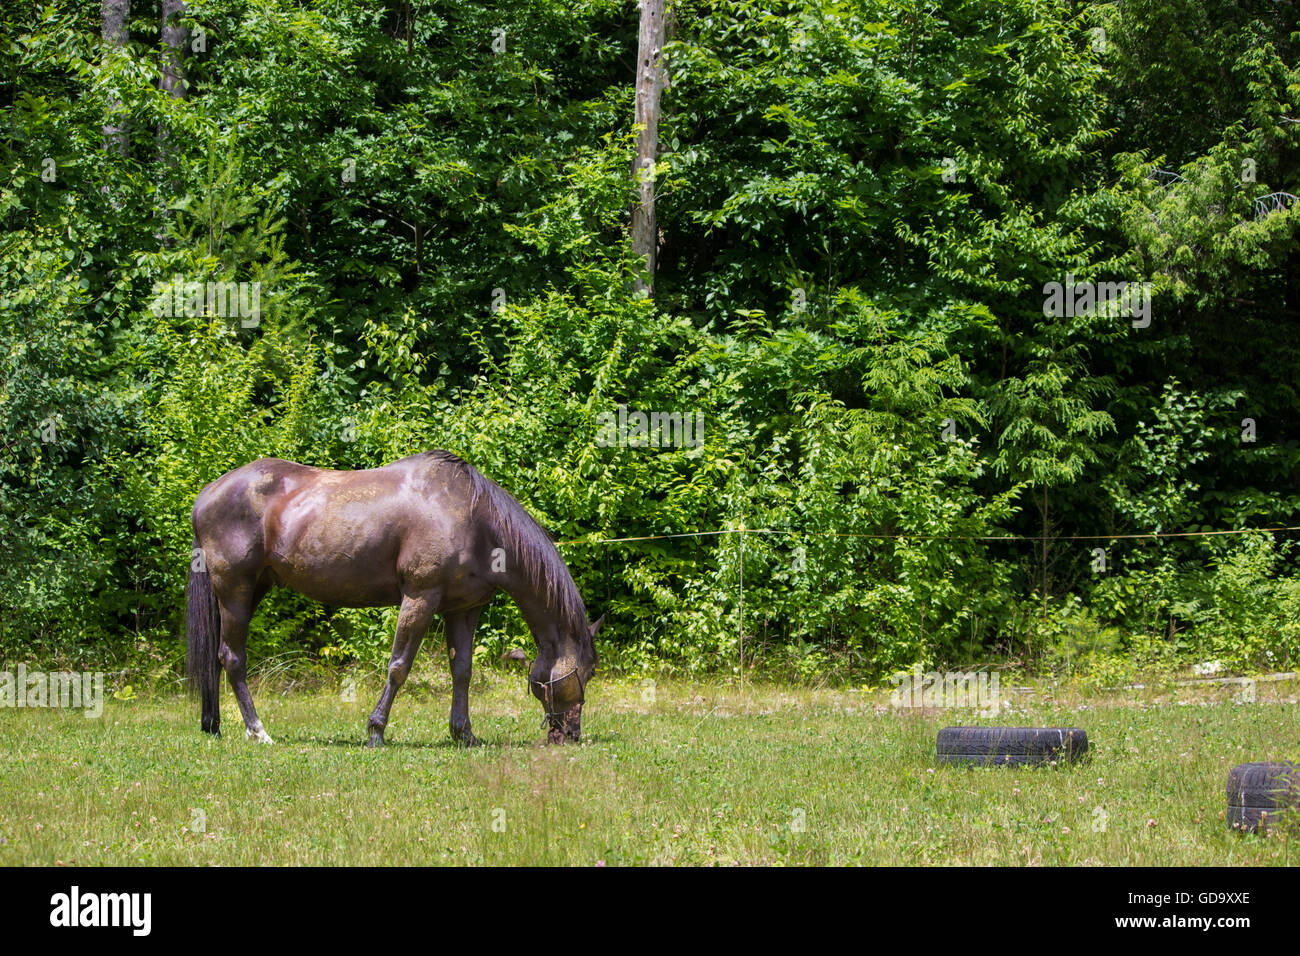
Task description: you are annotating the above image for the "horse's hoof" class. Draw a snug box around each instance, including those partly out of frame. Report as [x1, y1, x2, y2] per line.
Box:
[246, 727, 274, 744]
[366, 734, 385, 748]
[451, 730, 482, 748]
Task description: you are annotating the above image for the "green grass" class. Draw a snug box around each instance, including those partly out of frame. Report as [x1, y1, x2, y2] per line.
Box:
[1, 673, 1297, 865]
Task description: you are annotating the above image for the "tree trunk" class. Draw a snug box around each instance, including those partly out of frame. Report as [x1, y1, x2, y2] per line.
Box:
[630, 0, 666, 296]
[101, 0, 129, 157]
[160, 0, 188, 101]
[156, 0, 187, 238]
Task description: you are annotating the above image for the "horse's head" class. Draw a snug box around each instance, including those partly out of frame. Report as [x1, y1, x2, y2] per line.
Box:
[530, 614, 603, 743]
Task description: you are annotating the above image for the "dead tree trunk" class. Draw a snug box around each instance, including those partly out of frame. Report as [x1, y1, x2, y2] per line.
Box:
[630, 0, 666, 297]
[101, 0, 129, 157]
[160, 0, 188, 101]
[156, 0, 187, 238]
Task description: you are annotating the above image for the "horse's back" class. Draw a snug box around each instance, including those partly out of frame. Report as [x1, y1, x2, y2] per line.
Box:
[193, 457, 318, 534]
[193, 452, 486, 608]
[194, 453, 451, 520]
[191, 458, 315, 580]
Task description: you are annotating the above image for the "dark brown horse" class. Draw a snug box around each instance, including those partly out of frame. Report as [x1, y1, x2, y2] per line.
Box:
[186, 451, 601, 747]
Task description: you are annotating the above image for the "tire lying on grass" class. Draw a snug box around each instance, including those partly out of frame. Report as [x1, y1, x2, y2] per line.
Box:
[1227, 762, 1300, 834]
[937, 727, 1089, 767]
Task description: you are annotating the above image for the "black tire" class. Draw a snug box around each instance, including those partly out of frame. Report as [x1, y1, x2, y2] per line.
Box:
[1227, 762, 1300, 834]
[937, 726, 1089, 766]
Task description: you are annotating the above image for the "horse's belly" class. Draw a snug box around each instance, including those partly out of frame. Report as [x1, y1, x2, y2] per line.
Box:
[270, 560, 403, 607]
[266, 507, 405, 607]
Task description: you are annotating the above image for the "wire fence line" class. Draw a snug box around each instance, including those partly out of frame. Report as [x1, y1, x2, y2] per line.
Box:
[553, 523, 1300, 687]
[556, 524, 1300, 547]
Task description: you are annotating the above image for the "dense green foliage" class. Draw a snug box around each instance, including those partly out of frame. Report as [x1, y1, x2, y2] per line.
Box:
[2, 0, 1298, 679]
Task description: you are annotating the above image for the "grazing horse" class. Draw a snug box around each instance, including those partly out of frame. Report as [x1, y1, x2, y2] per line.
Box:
[185, 450, 602, 747]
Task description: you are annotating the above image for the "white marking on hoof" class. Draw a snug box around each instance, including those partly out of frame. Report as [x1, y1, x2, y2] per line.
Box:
[246, 727, 275, 744]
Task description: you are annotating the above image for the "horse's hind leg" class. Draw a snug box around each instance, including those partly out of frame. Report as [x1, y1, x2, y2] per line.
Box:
[445, 605, 484, 747]
[217, 579, 274, 744]
[366, 593, 437, 747]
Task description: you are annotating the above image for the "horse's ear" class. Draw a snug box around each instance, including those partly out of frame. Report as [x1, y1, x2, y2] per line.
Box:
[588, 614, 605, 637]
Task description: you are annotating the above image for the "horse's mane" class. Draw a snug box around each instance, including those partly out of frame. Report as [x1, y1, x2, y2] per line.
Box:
[424, 451, 592, 659]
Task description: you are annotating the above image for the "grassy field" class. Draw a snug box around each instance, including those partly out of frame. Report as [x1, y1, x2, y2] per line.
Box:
[1, 671, 1297, 865]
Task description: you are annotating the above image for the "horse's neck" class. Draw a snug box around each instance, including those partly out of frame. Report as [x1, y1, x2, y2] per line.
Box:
[504, 580, 556, 638]
[485, 499, 581, 658]
[502, 575, 577, 661]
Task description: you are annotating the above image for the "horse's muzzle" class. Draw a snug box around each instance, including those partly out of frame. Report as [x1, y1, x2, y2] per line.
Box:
[547, 702, 582, 744]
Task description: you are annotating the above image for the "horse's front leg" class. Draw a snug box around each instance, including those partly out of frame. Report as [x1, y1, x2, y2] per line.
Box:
[444, 605, 484, 746]
[366, 593, 436, 747]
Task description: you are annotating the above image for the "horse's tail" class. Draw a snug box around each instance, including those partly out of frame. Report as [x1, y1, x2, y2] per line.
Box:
[186, 538, 222, 736]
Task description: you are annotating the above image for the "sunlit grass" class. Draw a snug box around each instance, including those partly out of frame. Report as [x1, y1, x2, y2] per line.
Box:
[1, 672, 1296, 865]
